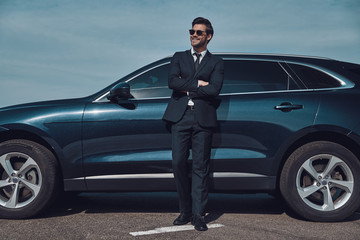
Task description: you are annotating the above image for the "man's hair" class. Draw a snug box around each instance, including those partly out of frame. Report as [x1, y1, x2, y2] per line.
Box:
[192, 17, 214, 42]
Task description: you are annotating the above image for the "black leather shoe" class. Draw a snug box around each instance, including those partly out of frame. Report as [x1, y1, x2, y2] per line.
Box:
[173, 213, 192, 225]
[192, 214, 208, 231]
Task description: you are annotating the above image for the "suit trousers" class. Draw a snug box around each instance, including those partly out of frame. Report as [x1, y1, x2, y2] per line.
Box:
[171, 108, 213, 215]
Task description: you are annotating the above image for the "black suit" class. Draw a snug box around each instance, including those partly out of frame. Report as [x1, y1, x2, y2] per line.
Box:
[163, 50, 224, 215]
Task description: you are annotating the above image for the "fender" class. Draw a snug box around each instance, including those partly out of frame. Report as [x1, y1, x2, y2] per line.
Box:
[271, 124, 355, 176]
[0, 123, 84, 182]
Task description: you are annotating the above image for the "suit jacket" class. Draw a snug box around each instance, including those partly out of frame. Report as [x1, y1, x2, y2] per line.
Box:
[162, 50, 224, 127]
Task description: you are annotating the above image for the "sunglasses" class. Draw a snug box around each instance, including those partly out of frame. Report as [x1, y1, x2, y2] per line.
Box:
[189, 29, 206, 36]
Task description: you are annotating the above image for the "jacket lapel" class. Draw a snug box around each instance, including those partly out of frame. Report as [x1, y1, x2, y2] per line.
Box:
[185, 50, 195, 71]
[194, 51, 211, 78]
[198, 51, 210, 71]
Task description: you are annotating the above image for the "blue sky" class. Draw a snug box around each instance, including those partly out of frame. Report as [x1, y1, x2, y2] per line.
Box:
[1, 0, 359, 107]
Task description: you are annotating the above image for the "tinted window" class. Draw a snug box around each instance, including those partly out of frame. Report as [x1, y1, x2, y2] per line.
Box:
[288, 63, 342, 89]
[128, 64, 171, 98]
[222, 60, 298, 94]
[349, 68, 360, 76]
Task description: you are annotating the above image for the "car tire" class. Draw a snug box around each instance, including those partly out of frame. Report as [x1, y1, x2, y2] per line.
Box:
[0, 139, 60, 219]
[280, 141, 360, 221]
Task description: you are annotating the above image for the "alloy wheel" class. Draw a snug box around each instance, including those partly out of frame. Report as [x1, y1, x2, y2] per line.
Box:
[0, 152, 42, 209]
[296, 154, 354, 211]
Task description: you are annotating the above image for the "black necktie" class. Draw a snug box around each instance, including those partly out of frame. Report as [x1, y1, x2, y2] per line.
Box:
[194, 52, 201, 71]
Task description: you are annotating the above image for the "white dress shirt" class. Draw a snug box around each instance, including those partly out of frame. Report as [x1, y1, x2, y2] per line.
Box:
[188, 48, 208, 106]
[191, 48, 207, 64]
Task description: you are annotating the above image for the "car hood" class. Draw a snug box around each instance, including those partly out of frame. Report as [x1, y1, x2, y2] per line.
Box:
[0, 98, 90, 128]
[0, 98, 88, 112]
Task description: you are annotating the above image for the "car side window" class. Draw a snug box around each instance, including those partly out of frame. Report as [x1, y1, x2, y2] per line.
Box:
[221, 60, 299, 94]
[287, 63, 342, 89]
[127, 64, 171, 98]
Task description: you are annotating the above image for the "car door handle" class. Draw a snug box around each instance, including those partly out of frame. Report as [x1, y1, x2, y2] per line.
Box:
[274, 102, 303, 112]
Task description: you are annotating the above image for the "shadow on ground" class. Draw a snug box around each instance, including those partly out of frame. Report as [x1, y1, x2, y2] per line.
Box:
[40, 192, 282, 217]
[39, 192, 360, 222]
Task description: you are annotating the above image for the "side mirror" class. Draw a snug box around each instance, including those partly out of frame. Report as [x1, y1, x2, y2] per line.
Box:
[107, 82, 131, 102]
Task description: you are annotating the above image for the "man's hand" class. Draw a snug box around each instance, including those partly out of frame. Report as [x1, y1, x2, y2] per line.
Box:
[198, 80, 209, 87]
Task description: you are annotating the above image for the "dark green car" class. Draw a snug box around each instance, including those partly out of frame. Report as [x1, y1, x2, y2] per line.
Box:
[1, 53, 360, 221]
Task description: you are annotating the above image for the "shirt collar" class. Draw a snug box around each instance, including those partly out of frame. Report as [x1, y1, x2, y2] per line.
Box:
[191, 48, 207, 58]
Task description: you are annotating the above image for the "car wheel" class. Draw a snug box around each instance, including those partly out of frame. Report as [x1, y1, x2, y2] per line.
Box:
[280, 141, 360, 221]
[0, 139, 59, 219]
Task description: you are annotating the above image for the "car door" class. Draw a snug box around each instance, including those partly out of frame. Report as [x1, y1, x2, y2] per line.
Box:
[82, 63, 174, 191]
[210, 59, 320, 191]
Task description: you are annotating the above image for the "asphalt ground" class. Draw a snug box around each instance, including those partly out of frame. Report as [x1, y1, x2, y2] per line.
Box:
[1, 192, 360, 240]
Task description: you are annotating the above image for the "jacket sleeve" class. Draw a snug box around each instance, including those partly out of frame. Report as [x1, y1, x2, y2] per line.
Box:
[168, 52, 198, 92]
[188, 58, 224, 99]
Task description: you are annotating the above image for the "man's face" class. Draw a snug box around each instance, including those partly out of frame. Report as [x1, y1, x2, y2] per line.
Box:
[190, 24, 212, 50]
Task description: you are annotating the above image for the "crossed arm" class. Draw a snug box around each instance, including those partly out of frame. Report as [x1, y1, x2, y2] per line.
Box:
[168, 53, 224, 99]
[189, 60, 224, 99]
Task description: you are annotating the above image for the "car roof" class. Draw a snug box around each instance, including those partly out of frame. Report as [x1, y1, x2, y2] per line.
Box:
[215, 52, 333, 60]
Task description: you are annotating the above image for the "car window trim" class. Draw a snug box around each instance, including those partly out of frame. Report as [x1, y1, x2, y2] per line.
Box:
[93, 58, 355, 103]
[278, 62, 306, 89]
[95, 58, 292, 102]
[98, 87, 349, 102]
[219, 87, 353, 97]
[94, 82, 353, 102]
[285, 61, 355, 89]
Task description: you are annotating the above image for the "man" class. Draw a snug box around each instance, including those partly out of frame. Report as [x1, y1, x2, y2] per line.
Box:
[163, 17, 224, 231]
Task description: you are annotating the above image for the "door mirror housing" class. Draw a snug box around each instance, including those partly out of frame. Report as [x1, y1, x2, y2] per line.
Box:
[107, 82, 131, 102]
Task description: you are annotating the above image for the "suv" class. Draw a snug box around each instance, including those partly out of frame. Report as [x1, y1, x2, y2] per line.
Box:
[1, 53, 360, 221]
